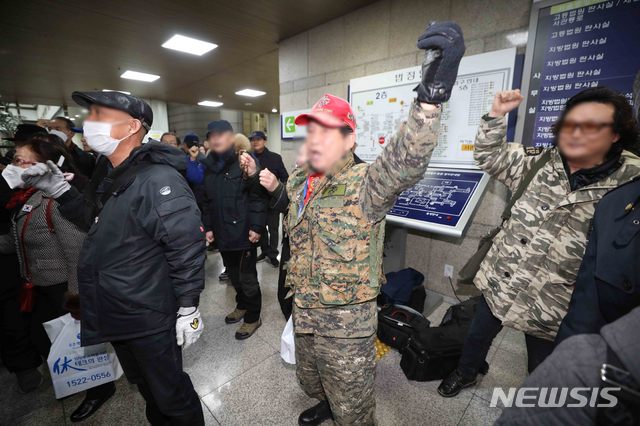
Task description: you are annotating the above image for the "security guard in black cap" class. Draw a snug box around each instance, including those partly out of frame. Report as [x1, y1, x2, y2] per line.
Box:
[22, 91, 206, 425]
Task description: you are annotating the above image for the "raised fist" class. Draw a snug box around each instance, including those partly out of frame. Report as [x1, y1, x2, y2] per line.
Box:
[489, 90, 524, 118]
[415, 21, 465, 104]
[259, 168, 279, 193]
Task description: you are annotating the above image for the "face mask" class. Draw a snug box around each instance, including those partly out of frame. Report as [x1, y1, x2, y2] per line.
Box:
[2, 164, 26, 189]
[83, 120, 133, 156]
[48, 129, 68, 142]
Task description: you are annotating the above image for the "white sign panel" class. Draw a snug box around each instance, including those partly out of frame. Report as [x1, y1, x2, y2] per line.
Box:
[280, 109, 307, 139]
[350, 48, 516, 168]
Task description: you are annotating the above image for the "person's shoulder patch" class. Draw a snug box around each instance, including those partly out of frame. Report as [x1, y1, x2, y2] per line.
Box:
[321, 184, 346, 197]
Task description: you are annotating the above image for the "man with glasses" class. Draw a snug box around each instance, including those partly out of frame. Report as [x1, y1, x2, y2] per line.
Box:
[438, 87, 640, 398]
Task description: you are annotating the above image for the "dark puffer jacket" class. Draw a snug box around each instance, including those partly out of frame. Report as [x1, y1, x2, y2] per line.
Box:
[201, 149, 268, 251]
[58, 141, 205, 346]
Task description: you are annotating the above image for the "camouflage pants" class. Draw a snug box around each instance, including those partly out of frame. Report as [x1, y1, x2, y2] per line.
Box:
[295, 333, 376, 425]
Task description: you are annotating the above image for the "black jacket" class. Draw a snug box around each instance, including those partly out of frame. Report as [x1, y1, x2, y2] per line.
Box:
[202, 149, 269, 251]
[254, 148, 289, 183]
[556, 177, 640, 345]
[57, 142, 205, 346]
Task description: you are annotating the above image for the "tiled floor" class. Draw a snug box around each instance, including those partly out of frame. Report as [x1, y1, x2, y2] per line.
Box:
[1, 253, 528, 425]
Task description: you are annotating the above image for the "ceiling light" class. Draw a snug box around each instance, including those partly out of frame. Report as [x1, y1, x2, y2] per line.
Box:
[271, 108, 278, 113]
[102, 89, 131, 95]
[120, 70, 160, 82]
[75, 114, 80, 118]
[162, 34, 217, 56]
[198, 100, 224, 107]
[235, 89, 266, 97]
[244, 102, 253, 106]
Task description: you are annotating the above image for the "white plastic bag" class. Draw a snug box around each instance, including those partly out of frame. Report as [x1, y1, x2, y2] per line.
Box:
[43, 313, 123, 399]
[280, 316, 296, 364]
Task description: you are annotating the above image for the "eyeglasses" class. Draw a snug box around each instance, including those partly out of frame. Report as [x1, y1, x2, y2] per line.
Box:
[558, 120, 614, 135]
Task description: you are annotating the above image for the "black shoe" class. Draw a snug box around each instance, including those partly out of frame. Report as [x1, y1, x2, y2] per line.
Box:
[437, 369, 477, 398]
[269, 257, 280, 268]
[256, 253, 267, 262]
[219, 270, 229, 281]
[298, 400, 333, 426]
[70, 386, 116, 422]
[16, 368, 42, 394]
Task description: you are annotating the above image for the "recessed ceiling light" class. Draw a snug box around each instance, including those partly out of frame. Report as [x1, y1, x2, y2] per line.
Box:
[102, 89, 131, 95]
[120, 70, 160, 82]
[244, 102, 253, 106]
[162, 34, 218, 56]
[271, 108, 278, 113]
[75, 114, 80, 118]
[235, 89, 266, 97]
[198, 100, 224, 107]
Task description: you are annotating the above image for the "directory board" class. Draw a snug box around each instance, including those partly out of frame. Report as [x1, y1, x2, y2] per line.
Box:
[350, 48, 516, 168]
[516, 0, 640, 147]
[387, 168, 489, 237]
[349, 48, 515, 236]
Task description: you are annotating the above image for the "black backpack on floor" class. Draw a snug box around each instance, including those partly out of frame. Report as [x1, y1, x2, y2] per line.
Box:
[400, 297, 480, 382]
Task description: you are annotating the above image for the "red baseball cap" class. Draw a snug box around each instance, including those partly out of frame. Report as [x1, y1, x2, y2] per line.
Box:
[295, 93, 356, 131]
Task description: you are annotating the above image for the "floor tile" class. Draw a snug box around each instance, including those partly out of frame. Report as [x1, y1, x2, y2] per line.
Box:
[182, 318, 278, 397]
[14, 400, 65, 426]
[458, 395, 503, 425]
[202, 354, 308, 426]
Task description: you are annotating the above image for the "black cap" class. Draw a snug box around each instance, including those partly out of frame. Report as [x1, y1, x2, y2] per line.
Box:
[206, 120, 233, 138]
[71, 91, 153, 131]
[184, 132, 200, 148]
[6, 124, 48, 141]
[248, 131, 267, 141]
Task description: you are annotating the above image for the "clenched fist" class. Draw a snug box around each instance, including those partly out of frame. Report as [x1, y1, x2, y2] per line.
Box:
[239, 152, 257, 177]
[489, 89, 524, 118]
[259, 168, 279, 193]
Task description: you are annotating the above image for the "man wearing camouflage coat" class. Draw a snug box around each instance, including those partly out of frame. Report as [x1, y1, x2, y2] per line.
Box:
[439, 87, 640, 398]
[286, 22, 465, 426]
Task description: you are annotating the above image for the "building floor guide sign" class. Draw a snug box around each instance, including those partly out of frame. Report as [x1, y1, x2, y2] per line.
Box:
[349, 48, 517, 237]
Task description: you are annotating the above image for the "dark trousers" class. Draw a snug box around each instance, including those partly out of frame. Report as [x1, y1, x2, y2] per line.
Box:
[112, 329, 203, 426]
[277, 236, 293, 320]
[457, 295, 555, 377]
[0, 254, 41, 373]
[259, 210, 280, 259]
[30, 283, 115, 399]
[221, 248, 262, 323]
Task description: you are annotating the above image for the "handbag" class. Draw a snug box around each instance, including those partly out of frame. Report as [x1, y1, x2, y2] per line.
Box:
[458, 150, 552, 285]
[400, 297, 480, 381]
[377, 304, 430, 350]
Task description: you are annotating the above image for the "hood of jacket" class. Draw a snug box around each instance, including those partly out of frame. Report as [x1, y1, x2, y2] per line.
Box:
[601, 306, 640, 381]
[126, 140, 187, 172]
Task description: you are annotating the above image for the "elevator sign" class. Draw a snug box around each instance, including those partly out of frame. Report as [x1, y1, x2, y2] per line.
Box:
[280, 109, 307, 139]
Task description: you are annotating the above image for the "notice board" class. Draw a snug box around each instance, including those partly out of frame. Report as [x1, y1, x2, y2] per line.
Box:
[516, 0, 640, 147]
[349, 48, 516, 236]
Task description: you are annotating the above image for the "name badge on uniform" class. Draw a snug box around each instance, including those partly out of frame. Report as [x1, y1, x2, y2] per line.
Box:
[21, 204, 33, 213]
[321, 184, 346, 198]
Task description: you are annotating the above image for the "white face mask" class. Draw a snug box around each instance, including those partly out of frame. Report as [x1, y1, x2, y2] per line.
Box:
[48, 129, 68, 142]
[2, 164, 26, 189]
[83, 120, 133, 156]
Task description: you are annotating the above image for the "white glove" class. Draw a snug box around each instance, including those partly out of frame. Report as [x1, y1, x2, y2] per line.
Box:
[176, 307, 203, 350]
[21, 160, 71, 199]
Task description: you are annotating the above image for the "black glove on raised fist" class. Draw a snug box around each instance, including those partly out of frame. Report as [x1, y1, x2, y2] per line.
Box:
[414, 21, 466, 104]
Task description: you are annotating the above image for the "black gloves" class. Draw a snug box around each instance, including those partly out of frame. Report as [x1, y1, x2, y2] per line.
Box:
[414, 21, 466, 104]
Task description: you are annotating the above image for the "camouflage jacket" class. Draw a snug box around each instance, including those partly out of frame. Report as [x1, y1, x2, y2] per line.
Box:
[288, 101, 441, 337]
[474, 115, 640, 341]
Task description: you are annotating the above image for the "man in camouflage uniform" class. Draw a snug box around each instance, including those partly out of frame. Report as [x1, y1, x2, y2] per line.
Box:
[285, 22, 466, 426]
[438, 87, 640, 398]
